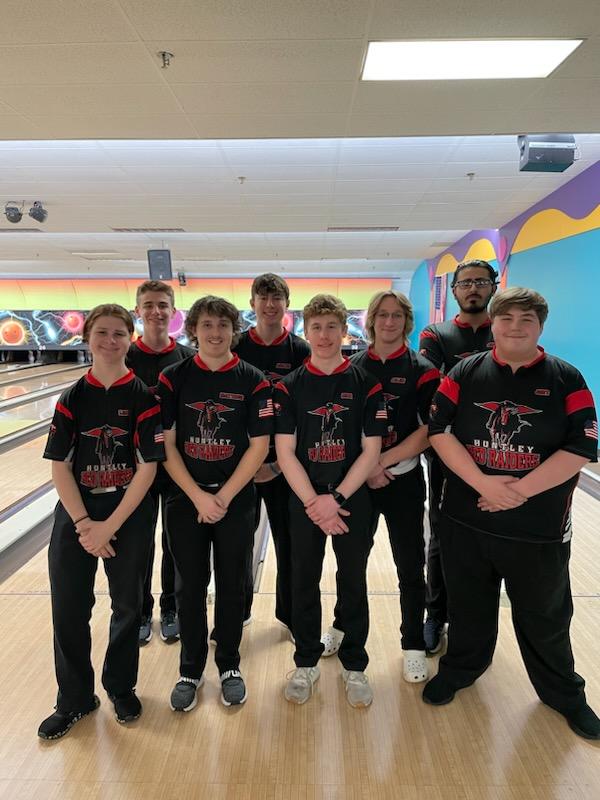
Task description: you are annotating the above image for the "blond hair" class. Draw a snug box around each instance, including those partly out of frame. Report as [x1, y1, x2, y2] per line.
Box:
[303, 294, 348, 327]
[365, 290, 414, 344]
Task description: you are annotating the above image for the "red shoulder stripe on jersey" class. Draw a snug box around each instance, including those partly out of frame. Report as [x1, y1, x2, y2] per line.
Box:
[252, 379, 271, 394]
[56, 402, 73, 420]
[565, 389, 595, 415]
[438, 375, 459, 405]
[367, 382, 383, 398]
[274, 381, 289, 396]
[417, 368, 440, 388]
[158, 372, 174, 391]
[419, 330, 438, 341]
[137, 404, 161, 424]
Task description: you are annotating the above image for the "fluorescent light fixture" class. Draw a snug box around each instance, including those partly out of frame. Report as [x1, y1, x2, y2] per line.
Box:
[362, 39, 583, 80]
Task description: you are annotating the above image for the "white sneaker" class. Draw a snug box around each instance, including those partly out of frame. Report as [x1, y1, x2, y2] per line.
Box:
[243, 615, 252, 627]
[320, 626, 344, 657]
[403, 650, 429, 683]
[341, 669, 373, 708]
[284, 666, 320, 704]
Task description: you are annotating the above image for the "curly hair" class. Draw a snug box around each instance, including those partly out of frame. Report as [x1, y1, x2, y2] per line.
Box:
[184, 295, 241, 347]
[303, 294, 348, 327]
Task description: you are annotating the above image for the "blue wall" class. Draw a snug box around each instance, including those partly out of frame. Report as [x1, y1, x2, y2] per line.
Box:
[508, 228, 600, 404]
[408, 260, 430, 350]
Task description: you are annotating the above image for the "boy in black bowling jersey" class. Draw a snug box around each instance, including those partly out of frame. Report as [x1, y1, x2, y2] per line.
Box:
[38, 304, 164, 739]
[274, 294, 386, 708]
[424, 287, 600, 740]
[158, 296, 272, 710]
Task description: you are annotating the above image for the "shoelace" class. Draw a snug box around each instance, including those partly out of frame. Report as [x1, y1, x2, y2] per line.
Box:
[220, 670, 242, 683]
[178, 676, 200, 686]
[346, 671, 368, 684]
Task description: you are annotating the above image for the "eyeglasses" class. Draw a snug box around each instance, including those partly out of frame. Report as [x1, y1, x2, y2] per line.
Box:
[454, 278, 494, 289]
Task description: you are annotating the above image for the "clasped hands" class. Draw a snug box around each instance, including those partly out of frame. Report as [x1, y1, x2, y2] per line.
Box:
[194, 489, 230, 524]
[477, 475, 528, 512]
[304, 494, 350, 536]
[75, 517, 118, 559]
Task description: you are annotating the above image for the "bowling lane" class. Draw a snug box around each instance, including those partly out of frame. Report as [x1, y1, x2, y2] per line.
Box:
[0, 394, 59, 437]
[0, 435, 49, 513]
[0, 363, 83, 385]
[0, 366, 85, 401]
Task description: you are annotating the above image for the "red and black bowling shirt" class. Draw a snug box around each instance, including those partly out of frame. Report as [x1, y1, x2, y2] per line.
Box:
[429, 348, 598, 543]
[234, 327, 310, 463]
[44, 370, 164, 495]
[419, 316, 493, 373]
[274, 358, 387, 488]
[351, 345, 439, 453]
[157, 353, 274, 486]
[126, 337, 195, 392]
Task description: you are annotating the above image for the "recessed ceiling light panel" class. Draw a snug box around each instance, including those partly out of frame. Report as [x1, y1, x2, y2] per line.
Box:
[362, 39, 583, 81]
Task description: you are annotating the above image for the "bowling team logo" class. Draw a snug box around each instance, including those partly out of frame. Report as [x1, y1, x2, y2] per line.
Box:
[80, 424, 133, 491]
[466, 400, 542, 471]
[307, 402, 348, 463]
[184, 399, 236, 461]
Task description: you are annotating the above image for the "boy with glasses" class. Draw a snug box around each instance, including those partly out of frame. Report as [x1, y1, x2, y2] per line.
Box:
[419, 259, 498, 654]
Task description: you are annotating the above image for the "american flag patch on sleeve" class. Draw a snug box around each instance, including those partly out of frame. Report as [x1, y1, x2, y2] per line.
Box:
[375, 402, 387, 421]
[154, 429, 165, 443]
[258, 398, 274, 418]
[584, 420, 598, 441]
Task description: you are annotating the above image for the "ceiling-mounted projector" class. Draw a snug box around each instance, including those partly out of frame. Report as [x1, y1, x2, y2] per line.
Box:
[518, 134, 576, 172]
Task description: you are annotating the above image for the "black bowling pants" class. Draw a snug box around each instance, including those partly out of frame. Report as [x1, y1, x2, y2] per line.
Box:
[438, 516, 587, 714]
[290, 485, 372, 672]
[166, 483, 255, 678]
[48, 494, 153, 712]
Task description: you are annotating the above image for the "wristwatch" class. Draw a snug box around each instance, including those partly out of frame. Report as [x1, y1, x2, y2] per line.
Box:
[331, 489, 347, 507]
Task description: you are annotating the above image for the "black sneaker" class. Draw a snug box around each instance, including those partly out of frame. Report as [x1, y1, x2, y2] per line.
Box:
[422, 675, 457, 706]
[139, 616, 152, 646]
[109, 691, 142, 723]
[564, 704, 600, 740]
[170, 676, 204, 712]
[38, 695, 100, 740]
[160, 611, 180, 643]
[220, 670, 247, 707]
[424, 618, 446, 655]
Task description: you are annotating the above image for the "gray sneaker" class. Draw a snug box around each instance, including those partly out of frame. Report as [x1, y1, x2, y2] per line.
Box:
[170, 676, 204, 712]
[138, 616, 152, 646]
[284, 666, 320, 704]
[220, 670, 247, 706]
[341, 668, 373, 708]
[160, 612, 180, 643]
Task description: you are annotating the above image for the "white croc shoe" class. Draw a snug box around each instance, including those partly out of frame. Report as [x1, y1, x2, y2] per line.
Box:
[403, 650, 429, 683]
[320, 626, 344, 657]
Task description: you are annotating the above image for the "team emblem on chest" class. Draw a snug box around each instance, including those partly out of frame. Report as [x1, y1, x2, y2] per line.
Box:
[466, 400, 542, 471]
[307, 402, 348, 463]
[184, 399, 236, 461]
[80, 424, 133, 491]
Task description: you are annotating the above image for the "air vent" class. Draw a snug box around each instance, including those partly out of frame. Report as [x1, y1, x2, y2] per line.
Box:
[111, 227, 186, 233]
[327, 226, 399, 232]
[429, 240, 454, 248]
[0, 227, 41, 233]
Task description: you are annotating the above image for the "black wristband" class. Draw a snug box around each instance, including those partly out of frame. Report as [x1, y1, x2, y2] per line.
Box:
[331, 490, 347, 507]
[73, 515, 90, 525]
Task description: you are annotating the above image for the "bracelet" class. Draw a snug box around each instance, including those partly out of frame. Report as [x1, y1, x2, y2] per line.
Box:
[73, 515, 90, 525]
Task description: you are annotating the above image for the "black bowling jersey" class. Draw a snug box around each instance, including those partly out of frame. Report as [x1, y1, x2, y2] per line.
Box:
[158, 353, 274, 486]
[274, 358, 387, 488]
[429, 348, 598, 543]
[234, 327, 310, 462]
[351, 346, 439, 452]
[419, 316, 493, 372]
[126, 338, 195, 392]
[43, 370, 164, 495]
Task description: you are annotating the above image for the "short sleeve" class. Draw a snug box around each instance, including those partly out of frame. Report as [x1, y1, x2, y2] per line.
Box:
[428, 363, 462, 436]
[363, 378, 387, 437]
[561, 369, 598, 461]
[157, 368, 177, 430]
[274, 379, 296, 435]
[247, 376, 275, 438]
[134, 392, 165, 463]
[415, 355, 440, 422]
[43, 390, 76, 462]
[419, 326, 444, 370]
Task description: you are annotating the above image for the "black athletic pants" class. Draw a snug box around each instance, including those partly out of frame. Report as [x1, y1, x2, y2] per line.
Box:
[367, 465, 427, 651]
[48, 494, 154, 712]
[166, 484, 256, 677]
[290, 485, 372, 671]
[437, 516, 587, 714]
[141, 479, 176, 618]
[425, 454, 447, 624]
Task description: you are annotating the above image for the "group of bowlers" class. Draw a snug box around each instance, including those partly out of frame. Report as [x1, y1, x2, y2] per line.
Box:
[38, 263, 600, 742]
